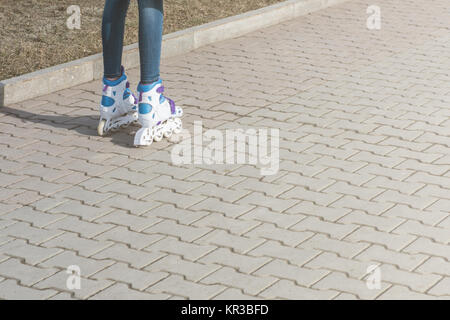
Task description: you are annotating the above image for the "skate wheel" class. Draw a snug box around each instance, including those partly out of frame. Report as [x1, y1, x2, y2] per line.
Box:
[97, 120, 107, 136]
[164, 126, 173, 138]
[173, 118, 182, 134]
[164, 130, 173, 139]
[154, 129, 163, 142]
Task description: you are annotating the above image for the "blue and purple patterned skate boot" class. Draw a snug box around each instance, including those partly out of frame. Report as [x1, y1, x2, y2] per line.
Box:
[97, 67, 138, 136]
[134, 79, 183, 146]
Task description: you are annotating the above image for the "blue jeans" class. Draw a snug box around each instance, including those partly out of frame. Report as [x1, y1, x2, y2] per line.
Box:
[102, 0, 163, 83]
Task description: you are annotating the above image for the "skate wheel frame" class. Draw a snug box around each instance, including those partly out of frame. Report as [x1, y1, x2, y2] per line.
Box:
[97, 112, 138, 137]
[173, 118, 182, 134]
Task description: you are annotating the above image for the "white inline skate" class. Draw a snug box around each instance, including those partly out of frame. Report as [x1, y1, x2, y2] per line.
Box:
[97, 67, 138, 136]
[134, 80, 183, 146]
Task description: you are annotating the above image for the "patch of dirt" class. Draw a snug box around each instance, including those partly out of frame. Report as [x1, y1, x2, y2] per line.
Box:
[0, 0, 285, 80]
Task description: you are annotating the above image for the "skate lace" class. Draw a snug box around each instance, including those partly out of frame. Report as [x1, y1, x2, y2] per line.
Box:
[156, 86, 176, 114]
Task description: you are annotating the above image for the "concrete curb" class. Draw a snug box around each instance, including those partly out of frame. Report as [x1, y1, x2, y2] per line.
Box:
[0, 0, 350, 107]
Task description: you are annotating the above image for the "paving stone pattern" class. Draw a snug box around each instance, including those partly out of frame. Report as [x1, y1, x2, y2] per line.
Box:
[0, 0, 449, 299]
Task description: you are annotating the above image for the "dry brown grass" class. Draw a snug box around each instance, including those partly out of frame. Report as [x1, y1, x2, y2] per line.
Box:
[0, 0, 285, 80]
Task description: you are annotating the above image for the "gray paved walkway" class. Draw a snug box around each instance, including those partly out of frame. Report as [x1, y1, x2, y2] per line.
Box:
[0, 0, 449, 299]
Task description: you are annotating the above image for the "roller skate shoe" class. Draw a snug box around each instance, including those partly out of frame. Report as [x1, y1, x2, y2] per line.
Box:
[134, 80, 183, 146]
[97, 67, 138, 136]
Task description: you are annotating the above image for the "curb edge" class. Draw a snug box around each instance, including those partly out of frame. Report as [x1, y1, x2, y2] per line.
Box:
[0, 0, 350, 107]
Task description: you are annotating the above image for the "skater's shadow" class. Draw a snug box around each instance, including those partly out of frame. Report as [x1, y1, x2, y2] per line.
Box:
[0, 106, 137, 148]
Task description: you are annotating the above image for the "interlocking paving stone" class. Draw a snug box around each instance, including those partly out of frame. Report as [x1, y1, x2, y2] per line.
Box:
[145, 255, 221, 282]
[92, 243, 164, 269]
[201, 266, 278, 295]
[39, 251, 115, 277]
[199, 248, 271, 274]
[91, 262, 168, 291]
[145, 236, 216, 261]
[0, 239, 62, 265]
[2, 205, 66, 228]
[196, 229, 264, 254]
[42, 232, 113, 257]
[95, 226, 163, 250]
[254, 259, 328, 287]
[90, 283, 170, 300]
[259, 279, 337, 300]
[378, 285, 439, 300]
[212, 287, 262, 300]
[312, 272, 389, 300]
[354, 245, 428, 272]
[0, 279, 57, 300]
[146, 274, 226, 300]
[33, 270, 114, 300]
[1, 221, 64, 245]
[0, 0, 449, 299]
[0, 258, 58, 286]
[427, 277, 450, 297]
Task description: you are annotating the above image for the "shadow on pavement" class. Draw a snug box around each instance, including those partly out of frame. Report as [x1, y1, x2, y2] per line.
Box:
[0, 106, 139, 148]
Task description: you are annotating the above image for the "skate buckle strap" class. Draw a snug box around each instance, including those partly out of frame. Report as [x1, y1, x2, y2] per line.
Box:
[156, 86, 176, 114]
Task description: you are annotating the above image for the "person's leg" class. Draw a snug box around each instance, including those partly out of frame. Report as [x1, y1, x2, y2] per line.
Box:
[98, 0, 138, 137]
[134, 0, 182, 146]
[137, 0, 164, 84]
[102, 0, 130, 80]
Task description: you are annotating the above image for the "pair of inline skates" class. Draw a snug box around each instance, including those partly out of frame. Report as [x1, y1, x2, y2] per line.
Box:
[97, 67, 183, 146]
